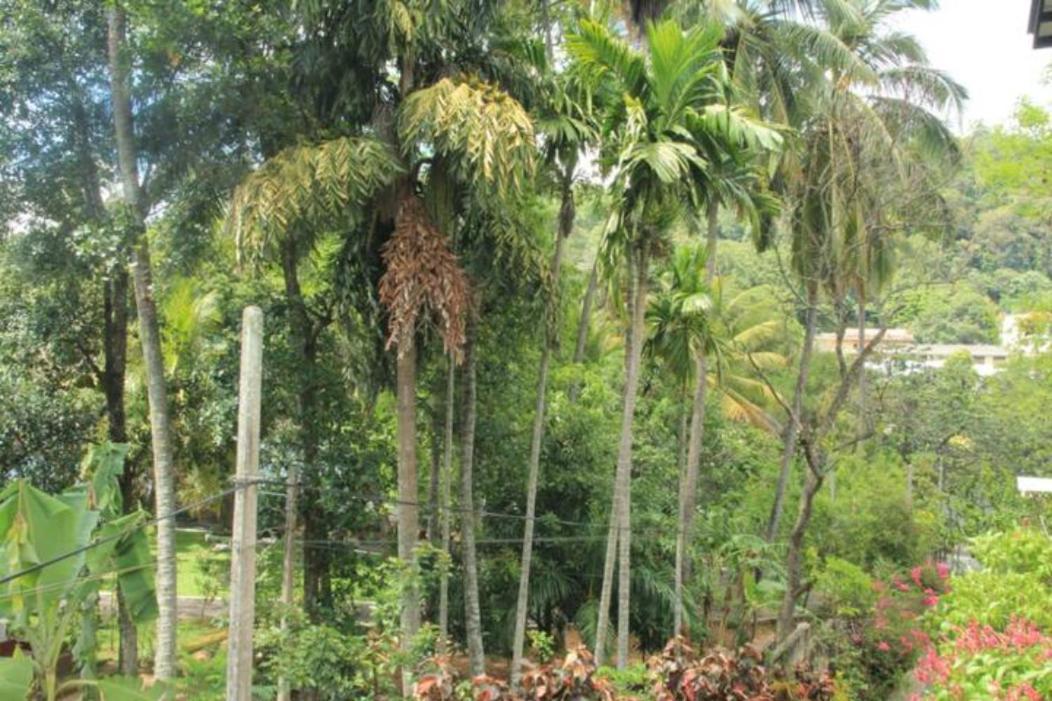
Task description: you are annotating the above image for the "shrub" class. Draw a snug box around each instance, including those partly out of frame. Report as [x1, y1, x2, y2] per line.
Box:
[414, 645, 616, 701]
[932, 527, 1052, 632]
[648, 637, 836, 701]
[814, 557, 876, 618]
[913, 618, 1052, 700]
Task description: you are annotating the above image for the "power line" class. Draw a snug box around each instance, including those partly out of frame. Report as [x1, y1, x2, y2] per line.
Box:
[0, 484, 244, 588]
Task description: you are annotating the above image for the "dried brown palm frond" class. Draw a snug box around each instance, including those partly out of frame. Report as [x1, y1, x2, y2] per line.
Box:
[379, 196, 469, 358]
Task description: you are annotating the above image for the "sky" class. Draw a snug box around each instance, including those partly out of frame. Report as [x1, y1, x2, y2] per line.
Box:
[893, 0, 1052, 130]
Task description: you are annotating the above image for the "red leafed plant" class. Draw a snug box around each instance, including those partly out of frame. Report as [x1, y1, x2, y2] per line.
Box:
[519, 646, 617, 700]
[648, 637, 836, 701]
[413, 645, 617, 701]
[414, 655, 459, 700]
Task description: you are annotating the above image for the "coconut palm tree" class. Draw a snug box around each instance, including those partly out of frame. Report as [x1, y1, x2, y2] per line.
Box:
[106, 5, 180, 679]
[761, 0, 964, 639]
[568, 16, 780, 667]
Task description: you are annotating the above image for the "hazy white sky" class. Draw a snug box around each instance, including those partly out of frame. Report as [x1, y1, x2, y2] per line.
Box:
[894, 0, 1052, 130]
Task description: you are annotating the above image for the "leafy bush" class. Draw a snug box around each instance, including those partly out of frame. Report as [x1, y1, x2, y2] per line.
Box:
[256, 618, 368, 700]
[814, 557, 876, 618]
[932, 527, 1052, 632]
[914, 619, 1052, 700]
[818, 562, 949, 701]
[970, 527, 1052, 580]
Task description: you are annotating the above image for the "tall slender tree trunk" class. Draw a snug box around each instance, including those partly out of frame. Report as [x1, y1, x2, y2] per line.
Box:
[511, 173, 571, 683]
[438, 356, 455, 645]
[857, 294, 868, 437]
[673, 204, 720, 636]
[107, 6, 178, 680]
[673, 355, 707, 636]
[568, 259, 599, 403]
[765, 289, 819, 542]
[105, 274, 139, 676]
[427, 410, 441, 544]
[459, 316, 485, 675]
[277, 237, 318, 700]
[773, 286, 820, 639]
[72, 78, 139, 676]
[596, 245, 648, 668]
[396, 339, 421, 683]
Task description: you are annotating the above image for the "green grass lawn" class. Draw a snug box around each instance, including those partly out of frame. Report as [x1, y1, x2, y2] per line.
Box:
[148, 528, 230, 599]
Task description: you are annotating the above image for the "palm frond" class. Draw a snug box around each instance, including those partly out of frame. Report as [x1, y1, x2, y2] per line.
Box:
[228, 136, 403, 263]
[398, 77, 536, 196]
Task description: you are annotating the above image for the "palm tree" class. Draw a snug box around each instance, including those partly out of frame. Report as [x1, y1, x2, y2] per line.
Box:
[510, 62, 598, 683]
[568, 16, 780, 667]
[106, 5, 180, 680]
[760, 0, 963, 638]
[230, 30, 535, 685]
[647, 245, 786, 634]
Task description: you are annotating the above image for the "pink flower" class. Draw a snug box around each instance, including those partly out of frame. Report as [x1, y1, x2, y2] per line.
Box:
[892, 576, 910, 593]
[911, 566, 924, 588]
[877, 641, 891, 652]
[936, 562, 950, 580]
[922, 589, 939, 607]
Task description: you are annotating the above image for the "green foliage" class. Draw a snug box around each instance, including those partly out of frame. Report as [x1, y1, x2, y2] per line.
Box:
[814, 557, 876, 618]
[0, 446, 155, 701]
[0, 655, 33, 699]
[932, 528, 1052, 633]
[257, 618, 367, 700]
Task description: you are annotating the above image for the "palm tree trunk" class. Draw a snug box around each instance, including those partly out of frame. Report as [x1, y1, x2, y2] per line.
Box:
[673, 203, 720, 636]
[765, 289, 818, 543]
[396, 339, 421, 681]
[276, 237, 318, 699]
[511, 175, 570, 683]
[427, 411, 441, 545]
[673, 354, 707, 636]
[596, 246, 648, 667]
[568, 259, 599, 403]
[616, 246, 648, 668]
[857, 294, 868, 437]
[595, 249, 637, 666]
[438, 356, 455, 645]
[107, 6, 178, 680]
[459, 316, 485, 675]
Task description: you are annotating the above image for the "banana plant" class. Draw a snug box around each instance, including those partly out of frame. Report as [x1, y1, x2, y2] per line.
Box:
[0, 443, 159, 701]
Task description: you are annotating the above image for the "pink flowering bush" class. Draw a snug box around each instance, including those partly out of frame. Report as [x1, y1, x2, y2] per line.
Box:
[817, 561, 950, 700]
[912, 528, 1052, 700]
[912, 618, 1052, 700]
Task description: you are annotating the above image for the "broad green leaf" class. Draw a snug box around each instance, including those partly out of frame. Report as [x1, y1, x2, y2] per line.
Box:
[0, 654, 32, 699]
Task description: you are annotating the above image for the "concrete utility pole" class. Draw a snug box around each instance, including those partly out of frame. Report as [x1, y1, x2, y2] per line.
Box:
[226, 306, 264, 701]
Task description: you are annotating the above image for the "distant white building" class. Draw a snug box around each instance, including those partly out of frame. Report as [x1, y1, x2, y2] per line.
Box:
[815, 313, 1046, 377]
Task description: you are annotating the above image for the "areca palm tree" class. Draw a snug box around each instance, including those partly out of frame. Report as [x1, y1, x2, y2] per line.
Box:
[647, 244, 786, 634]
[568, 16, 780, 667]
[510, 59, 599, 683]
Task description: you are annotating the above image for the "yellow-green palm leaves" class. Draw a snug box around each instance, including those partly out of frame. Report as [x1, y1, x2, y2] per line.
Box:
[228, 136, 404, 263]
[648, 243, 787, 432]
